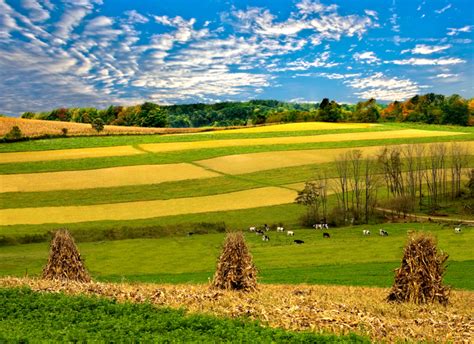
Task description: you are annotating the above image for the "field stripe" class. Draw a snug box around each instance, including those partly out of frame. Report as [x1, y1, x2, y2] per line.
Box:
[0, 187, 297, 225]
[0, 163, 220, 193]
[197, 141, 474, 175]
[0, 145, 143, 164]
[139, 129, 465, 154]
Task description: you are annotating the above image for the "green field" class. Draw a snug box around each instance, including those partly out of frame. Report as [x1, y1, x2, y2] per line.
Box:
[1, 121, 473, 290]
[2, 223, 472, 289]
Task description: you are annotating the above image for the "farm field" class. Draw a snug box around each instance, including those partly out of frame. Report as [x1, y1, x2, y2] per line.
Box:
[1, 122, 473, 284]
[1, 121, 473, 343]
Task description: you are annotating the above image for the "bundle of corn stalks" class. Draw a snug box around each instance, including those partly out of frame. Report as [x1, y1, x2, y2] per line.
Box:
[42, 229, 91, 283]
[387, 233, 449, 305]
[212, 232, 257, 292]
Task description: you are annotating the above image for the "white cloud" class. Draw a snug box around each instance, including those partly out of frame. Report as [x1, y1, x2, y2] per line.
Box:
[296, 0, 338, 15]
[125, 10, 149, 24]
[344, 72, 423, 101]
[364, 10, 378, 19]
[390, 57, 465, 65]
[447, 25, 473, 36]
[435, 4, 452, 14]
[353, 51, 380, 64]
[273, 51, 339, 71]
[403, 44, 452, 55]
[21, 0, 50, 22]
[432, 73, 458, 78]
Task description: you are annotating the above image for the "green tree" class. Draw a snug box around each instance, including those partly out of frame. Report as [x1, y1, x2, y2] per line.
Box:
[318, 98, 342, 122]
[354, 98, 380, 122]
[91, 118, 105, 132]
[441, 95, 469, 125]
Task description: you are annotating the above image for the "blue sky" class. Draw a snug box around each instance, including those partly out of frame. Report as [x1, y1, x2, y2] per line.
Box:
[0, 0, 473, 115]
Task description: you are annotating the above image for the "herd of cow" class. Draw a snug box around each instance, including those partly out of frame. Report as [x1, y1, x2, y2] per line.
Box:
[248, 223, 464, 245]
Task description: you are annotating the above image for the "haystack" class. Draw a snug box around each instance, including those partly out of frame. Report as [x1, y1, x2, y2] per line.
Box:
[387, 233, 449, 305]
[212, 232, 257, 292]
[42, 229, 91, 282]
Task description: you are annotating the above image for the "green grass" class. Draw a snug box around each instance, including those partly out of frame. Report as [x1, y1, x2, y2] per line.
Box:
[0, 288, 368, 343]
[2, 223, 472, 289]
[2, 133, 472, 174]
[0, 126, 396, 152]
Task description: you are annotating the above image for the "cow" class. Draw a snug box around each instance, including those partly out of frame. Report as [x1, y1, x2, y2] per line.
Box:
[187, 232, 194, 236]
[313, 224, 322, 230]
[454, 227, 462, 234]
[323, 232, 330, 238]
[249, 226, 256, 232]
[264, 224, 270, 231]
[323, 223, 329, 229]
[379, 229, 388, 236]
[294, 239, 304, 244]
[287, 230, 294, 236]
[276, 226, 285, 232]
[256, 229, 264, 236]
[262, 235, 270, 241]
[363, 230, 371, 236]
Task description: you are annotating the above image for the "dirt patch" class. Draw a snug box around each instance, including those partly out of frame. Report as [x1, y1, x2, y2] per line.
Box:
[1, 277, 471, 343]
[0, 186, 297, 225]
[0, 163, 220, 193]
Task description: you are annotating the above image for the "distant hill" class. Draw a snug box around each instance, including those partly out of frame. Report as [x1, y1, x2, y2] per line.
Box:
[20, 94, 473, 128]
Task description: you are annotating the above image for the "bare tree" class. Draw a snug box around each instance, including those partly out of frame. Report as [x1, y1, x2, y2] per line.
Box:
[450, 143, 470, 199]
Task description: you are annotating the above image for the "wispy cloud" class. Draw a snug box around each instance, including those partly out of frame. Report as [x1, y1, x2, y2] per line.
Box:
[402, 44, 451, 55]
[435, 4, 452, 14]
[353, 51, 380, 64]
[390, 57, 465, 65]
[447, 25, 473, 36]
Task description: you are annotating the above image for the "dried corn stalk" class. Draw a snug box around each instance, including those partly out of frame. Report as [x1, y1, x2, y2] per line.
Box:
[387, 233, 449, 305]
[212, 232, 257, 292]
[42, 229, 91, 283]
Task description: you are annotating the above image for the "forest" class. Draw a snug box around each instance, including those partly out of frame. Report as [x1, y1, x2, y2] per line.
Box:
[20, 94, 473, 128]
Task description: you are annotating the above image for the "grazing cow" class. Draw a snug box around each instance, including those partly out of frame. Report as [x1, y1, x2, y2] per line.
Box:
[363, 230, 371, 236]
[249, 226, 256, 232]
[294, 239, 304, 244]
[264, 224, 270, 231]
[287, 230, 294, 236]
[379, 229, 388, 236]
[187, 232, 194, 236]
[323, 232, 330, 238]
[277, 226, 285, 232]
[454, 227, 462, 234]
[262, 235, 270, 242]
[323, 223, 329, 229]
[313, 224, 322, 230]
[256, 229, 264, 235]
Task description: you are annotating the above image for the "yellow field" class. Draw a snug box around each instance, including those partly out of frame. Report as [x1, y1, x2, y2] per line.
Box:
[0, 187, 297, 225]
[207, 121, 376, 134]
[197, 141, 474, 175]
[0, 163, 219, 193]
[0, 145, 143, 164]
[1, 278, 472, 343]
[140, 129, 464, 154]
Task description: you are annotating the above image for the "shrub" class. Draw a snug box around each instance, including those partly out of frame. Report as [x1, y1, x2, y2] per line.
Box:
[61, 127, 68, 136]
[387, 233, 450, 305]
[42, 229, 91, 282]
[91, 118, 105, 132]
[5, 126, 22, 140]
[212, 232, 257, 292]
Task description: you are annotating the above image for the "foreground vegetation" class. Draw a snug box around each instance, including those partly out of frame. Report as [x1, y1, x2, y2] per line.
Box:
[1, 288, 364, 343]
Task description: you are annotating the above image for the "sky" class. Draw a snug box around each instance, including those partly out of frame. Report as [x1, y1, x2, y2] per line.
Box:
[0, 0, 473, 115]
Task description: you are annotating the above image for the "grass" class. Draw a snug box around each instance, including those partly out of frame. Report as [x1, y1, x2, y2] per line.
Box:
[2, 133, 473, 174]
[2, 223, 472, 289]
[1, 288, 367, 343]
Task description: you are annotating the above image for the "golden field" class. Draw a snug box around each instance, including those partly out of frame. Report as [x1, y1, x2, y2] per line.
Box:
[1, 277, 471, 343]
[0, 163, 220, 193]
[0, 186, 297, 225]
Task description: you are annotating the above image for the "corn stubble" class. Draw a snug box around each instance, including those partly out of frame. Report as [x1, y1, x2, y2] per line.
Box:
[42, 229, 91, 283]
[212, 232, 258, 292]
[388, 233, 450, 305]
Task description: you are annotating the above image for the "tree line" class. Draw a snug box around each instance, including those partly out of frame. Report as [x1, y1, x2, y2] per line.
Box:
[296, 142, 473, 227]
[20, 93, 473, 128]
